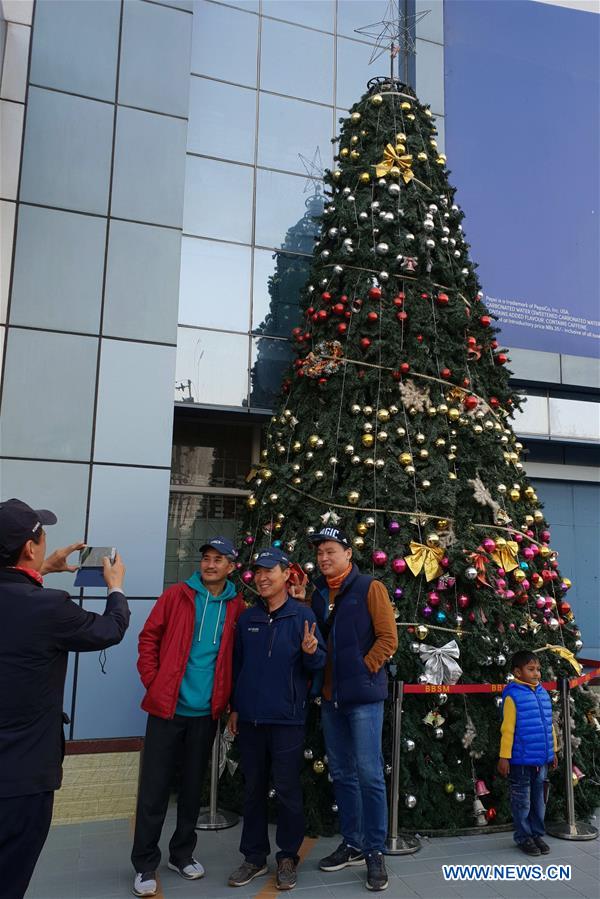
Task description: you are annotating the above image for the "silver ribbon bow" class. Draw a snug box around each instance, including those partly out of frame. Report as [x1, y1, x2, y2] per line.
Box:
[218, 727, 239, 779]
[418, 639, 462, 685]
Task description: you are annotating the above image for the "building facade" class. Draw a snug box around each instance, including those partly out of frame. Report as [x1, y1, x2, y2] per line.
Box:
[0, 0, 598, 743]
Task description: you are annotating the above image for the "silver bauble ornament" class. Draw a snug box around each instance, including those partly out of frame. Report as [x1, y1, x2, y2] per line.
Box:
[405, 794, 417, 808]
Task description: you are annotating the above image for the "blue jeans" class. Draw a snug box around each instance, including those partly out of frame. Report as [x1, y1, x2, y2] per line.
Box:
[321, 700, 387, 853]
[509, 763, 548, 845]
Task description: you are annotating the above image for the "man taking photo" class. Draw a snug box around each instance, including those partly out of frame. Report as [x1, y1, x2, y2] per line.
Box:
[0, 498, 128, 899]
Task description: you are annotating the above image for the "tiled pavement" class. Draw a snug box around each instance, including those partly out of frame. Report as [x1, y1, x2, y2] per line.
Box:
[28, 806, 600, 899]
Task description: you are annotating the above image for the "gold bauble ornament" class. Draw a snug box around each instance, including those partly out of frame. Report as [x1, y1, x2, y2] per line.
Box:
[415, 625, 429, 640]
[444, 783, 455, 794]
[524, 486, 535, 498]
[332, 170, 342, 180]
[351, 135, 359, 145]
[438, 403, 448, 414]
[396, 132, 406, 141]
[378, 431, 388, 442]
[415, 433, 426, 444]
[356, 523, 368, 536]
[509, 488, 521, 501]
[563, 577, 572, 589]
[435, 438, 446, 448]
[246, 495, 257, 510]
[419, 449, 429, 459]
[340, 147, 349, 158]
[539, 546, 552, 559]
[473, 425, 483, 435]
[362, 433, 375, 448]
[533, 510, 544, 523]
[359, 172, 370, 183]
[399, 452, 412, 466]
[425, 109, 432, 117]
[448, 408, 460, 422]
[350, 111, 361, 123]
[292, 441, 302, 453]
[313, 760, 325, 774]
[292, 477, 301, 485]
[363, 405, 373, 415]
[407, 113, 415, 120]
[401, 101, 411, 110]
[308, 434, 320, 448]
[261, 468, 273, 479]
[430, 138, 438, 148]
[426, 533, 440, 547]
[389, 166, 400, 179]
[347, 491, 360, 505]
[436, 155, 447, 165]
[260, 449, 268, 460]
[395, 142, 406, 154]
[406, 465, 416, 475]
[448, 472, 457, 480]
[437, 519, 449, 531]
[353, 536, 365, 549]
[417, 151, 427, 161]
[377, 409, 390, 423]
[495, 537, 507, 548]
[525, 514, 534, 525]
[513, 569, 526, 583]
[396, 426, 406, 437]
[350, 150, 360, 160]
[371, 93, 383, 106]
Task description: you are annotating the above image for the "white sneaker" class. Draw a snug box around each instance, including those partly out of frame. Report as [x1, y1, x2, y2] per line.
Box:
[168, 857, 205, 880]
[132, 871, 157, 897]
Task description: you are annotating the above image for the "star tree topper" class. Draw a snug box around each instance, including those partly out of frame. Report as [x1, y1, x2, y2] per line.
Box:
[355, 1, 430, 82]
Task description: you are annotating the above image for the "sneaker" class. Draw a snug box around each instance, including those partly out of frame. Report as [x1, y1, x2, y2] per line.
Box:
[518, 838, 541, 856]
[366, 851, 389, 892]
[167, 857, 205, 879]
[276, 858, 297, 891]
[533, 837, 550, 854]
[228, 861, 269, 887]
[319, 841, 366, 871]
[132, 872, 157, 897]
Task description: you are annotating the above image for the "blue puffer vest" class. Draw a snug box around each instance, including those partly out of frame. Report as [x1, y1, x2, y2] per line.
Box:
[502, 681, 554, 765]
[312, 564, 388, 707]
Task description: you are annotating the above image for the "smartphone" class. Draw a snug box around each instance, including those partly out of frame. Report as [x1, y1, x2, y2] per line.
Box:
[79, 546, 116, 568]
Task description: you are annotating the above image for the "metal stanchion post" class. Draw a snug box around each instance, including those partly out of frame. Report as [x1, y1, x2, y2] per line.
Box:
[546, 677, 598, 841]
[385, 680, 421, 855]
[197, 720, 239, 831]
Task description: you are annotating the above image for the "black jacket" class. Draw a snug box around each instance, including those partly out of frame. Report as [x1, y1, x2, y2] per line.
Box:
[0, 569, 130, 797]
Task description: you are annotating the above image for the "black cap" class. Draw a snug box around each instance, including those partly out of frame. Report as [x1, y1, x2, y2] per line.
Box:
[309, 527, 351, 548]
[0, 498, 57, 556]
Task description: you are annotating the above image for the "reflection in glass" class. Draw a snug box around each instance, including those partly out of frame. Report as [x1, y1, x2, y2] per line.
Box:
[179, 237, 251, 330]
[258, 92, 332, 174]
[336, 0, 389, 40]
[249, 335, 293, 410]
[252, 249, 309, 337]
[255, 168, 323, 251]
[335, 36, 380, 111]
[1, 201, 16, 321]
[191, 1, 258, 87]
[175, 327, 249, 407]
[415, 38, 445, 114]
[260, 18, 333, 104]
[1, 100, 24, 200]
[183, 156, 253, 243]
[188, 77, 256, 164]
[171, 417, 253, 489]
[261, 1, 334, 32]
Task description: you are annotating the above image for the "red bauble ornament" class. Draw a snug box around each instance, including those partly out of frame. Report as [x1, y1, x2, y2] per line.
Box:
[303, 332, 311, 341]
[332, 303, 345, 315]
[437, 292, 449, 306]
[489, 396, 499, 408]
[393, 296, 404, 308]
[467, 336, 477, 347]
[421, 292, 429, 300]
[368, 287, 382, 300]
[417, 334, 423, 343]
[296, 369, 305, 378]
[292, 326, 303, 338]
[311, 313, 319, 323]
[337, 323, 348, 335]
[441, 367, 452, 379]
[463, 378, 470, 387]
[359, 337, 371, 350]
[306, 306, 315, 317]
[344, 310, 352, 319]
[491, 339, 498, 349]
[485, 807, 497, 822]
[396, 311, 408, 322]
[367, 311, 379, 323]
[317, 309, 328, 321]
[400, 362, 410, 374]
[392, 370, 402, 381]
[480, 315, 491, 327]
[464, 395, 478, 411]
[495, 353, 508, 365]
[321, 291, 332, 303]
[340, 294, 348, 304]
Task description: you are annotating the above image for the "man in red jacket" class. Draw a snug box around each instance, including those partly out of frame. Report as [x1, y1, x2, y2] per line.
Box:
[131, 537, 246, 898]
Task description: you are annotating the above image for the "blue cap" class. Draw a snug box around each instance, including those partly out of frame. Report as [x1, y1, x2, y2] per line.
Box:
[199, 536, 238, 560]
[309, 526, 351, 548]
[253, 547, 291, 569]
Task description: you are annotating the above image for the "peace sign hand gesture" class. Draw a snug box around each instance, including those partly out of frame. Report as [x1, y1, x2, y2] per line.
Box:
[301, 620, 318, 655]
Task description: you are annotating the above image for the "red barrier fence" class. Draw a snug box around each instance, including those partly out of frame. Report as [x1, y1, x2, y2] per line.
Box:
[403, 665, 600, 695]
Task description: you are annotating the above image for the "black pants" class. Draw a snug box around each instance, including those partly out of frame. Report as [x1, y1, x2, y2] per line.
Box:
[238, 722, 305, 866]
[0, 791, 54, 899]
[131, 713, 217, 872]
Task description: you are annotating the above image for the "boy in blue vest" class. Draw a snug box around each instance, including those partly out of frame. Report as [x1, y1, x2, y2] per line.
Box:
[498, 650, 558, 856]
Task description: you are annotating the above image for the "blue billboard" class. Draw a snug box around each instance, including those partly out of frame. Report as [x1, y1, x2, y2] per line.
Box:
[444, 0, 599, 358]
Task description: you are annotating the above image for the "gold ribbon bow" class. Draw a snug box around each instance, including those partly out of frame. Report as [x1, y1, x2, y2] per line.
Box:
[490, 540, 519, 573]
[538, 644, 582, 674]
[404, 541, 444, 581]
[375, 143, 414, 183]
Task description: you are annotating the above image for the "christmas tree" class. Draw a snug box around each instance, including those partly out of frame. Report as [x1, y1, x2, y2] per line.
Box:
[232, 77, 600, 834]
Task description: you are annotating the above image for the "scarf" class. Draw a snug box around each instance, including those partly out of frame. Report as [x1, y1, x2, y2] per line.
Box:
[326, 562, 353, 591]
[8, 565, 44, 585]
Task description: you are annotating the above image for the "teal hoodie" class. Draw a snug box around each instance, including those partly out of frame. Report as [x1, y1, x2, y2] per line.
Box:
[175, 574, 237, 717]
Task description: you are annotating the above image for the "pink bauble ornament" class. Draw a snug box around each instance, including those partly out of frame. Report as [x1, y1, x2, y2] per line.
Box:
[522, 547, 535, 561]
[536, 597, 546, 609]
[526, 529, 534, 538]
[505, 590, 515, 601]
[372, 550, 388, 567]
[244, 535, 255, 545]
[482, 538, 496, 553]
[514, 533, 524, 543]
[392, 557, 407, 574]
[427, 591, 440, 606]
[468, 611, 476, 622]
[441, 556, 450, 569]
[521, 579, 530, 591]
[388, 520, 401, 535]
[509, 622, 516, 630]
[497, 568, 505, 577]
[496, 579, 506, 590]
[541, 530, 551, 543]
[531, 544, 540, 556]
[241, 570, 254, 584]
[446, 576, 456, 588]
[457, 594, 470, 609]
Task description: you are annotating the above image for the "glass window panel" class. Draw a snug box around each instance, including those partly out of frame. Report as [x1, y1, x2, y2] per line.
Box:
[434, 114, 445, 153]
[20, 88, 113, 214]
[262, 1, 334, 31]
[255, 168, 323, 251]
[218, 0, 259, 10]
[191, 1, 258, 87]
[336, 0, 389, 40]
[1, 22, 30, 102]
[0, 326, 4, 381]
[72, 600, 150, 739]
[112, 106, 187, 228]
[10, 205, 105, 333]
[179, 237, 251, 330]
[119, 0, 191, 117]
[171, 416, 253, 488]
[0, 329, 98, 460]
[183, 156, 253, 243]
[188, 77, 256, 164]
[258, 92, 333, 174]
[155, 0, 193, 9]
[0, 99, 24, 200]
[2, 1, 33, 26]
[415, 38, 444, 114]
[416, 0, 444, 45]
[86, 465, 171, 596]
[0, 201, 16, 322]
[94, 339, 176, 466]
[104, 220, 180, 344]
[260, 19, 333, 104]
[0, 459, 89, 594]
[336, 37, 379, 110]
[175, 327, 249, 407]
[252, 248, 308, 337]
[249, 335, 292, 410]
[165, 492, 249, 588]
[29, 0, 119, 102]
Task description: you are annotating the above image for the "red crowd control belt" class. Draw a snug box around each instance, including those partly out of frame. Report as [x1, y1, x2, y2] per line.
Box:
[402, 666, 600, 695]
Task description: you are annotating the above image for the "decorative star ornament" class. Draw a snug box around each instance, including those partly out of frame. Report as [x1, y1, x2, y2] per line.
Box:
[298, 146, 324, 197]
[355, 1, 430, 78]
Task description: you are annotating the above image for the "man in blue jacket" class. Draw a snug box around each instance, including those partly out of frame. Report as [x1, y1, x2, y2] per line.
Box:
[227, 548, 326, 892]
